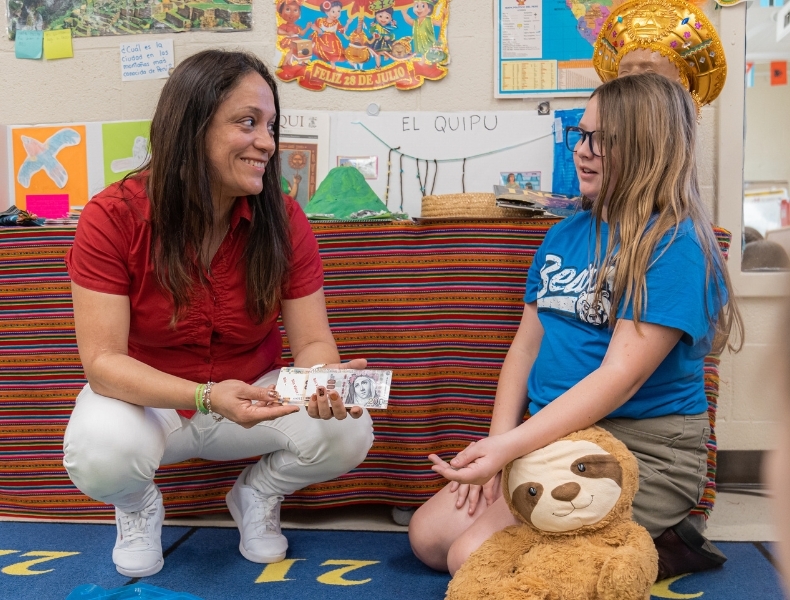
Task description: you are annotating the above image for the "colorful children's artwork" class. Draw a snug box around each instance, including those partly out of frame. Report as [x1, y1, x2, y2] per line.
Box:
[3, 115, 329, 212]
[280, 142, 318, 208]
[7, 0, 251, 39]
[274, 0, 450, 91]
[500, 171, 540, 190]
[12, 125, 89, 213]
[102, 121, 151, 185]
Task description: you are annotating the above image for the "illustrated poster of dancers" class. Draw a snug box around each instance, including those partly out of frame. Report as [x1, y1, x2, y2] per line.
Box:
[274, 0, 451, 91]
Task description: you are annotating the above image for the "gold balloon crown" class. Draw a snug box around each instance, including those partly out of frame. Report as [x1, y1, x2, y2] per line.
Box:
[592, 0, 727, 106]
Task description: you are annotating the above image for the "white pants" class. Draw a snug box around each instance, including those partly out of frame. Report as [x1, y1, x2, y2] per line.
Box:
[63, 370, 375, 513]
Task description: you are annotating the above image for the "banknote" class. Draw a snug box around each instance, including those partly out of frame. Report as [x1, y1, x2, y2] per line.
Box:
[275, 367, 310, 403]
[304, 369, 350, 399]
[274, 367, 392, 409]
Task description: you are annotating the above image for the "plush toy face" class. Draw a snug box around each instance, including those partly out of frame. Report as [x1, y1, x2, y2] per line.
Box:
[507, 439, 623, 533]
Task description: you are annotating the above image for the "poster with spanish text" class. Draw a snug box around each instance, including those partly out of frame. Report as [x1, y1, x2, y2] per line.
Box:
[495, 0, 599, 98]
[275, 0, 450, 91]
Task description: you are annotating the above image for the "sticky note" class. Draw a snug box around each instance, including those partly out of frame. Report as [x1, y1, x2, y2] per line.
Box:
[43, 29, 74, 60]
[15, 30, 43, 60]
[25, 194, 70, 219]
[120, 39, 174, 82]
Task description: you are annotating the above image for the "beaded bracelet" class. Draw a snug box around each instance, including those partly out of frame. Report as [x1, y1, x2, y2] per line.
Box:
[195, 384, 209, 414]
[203, 381, 224, 422]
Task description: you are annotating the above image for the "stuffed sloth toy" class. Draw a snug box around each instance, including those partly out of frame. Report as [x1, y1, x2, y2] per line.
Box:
[446, 426, 658, 600]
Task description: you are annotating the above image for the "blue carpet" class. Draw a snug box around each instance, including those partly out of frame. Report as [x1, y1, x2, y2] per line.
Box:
[0, 521, 784, 600]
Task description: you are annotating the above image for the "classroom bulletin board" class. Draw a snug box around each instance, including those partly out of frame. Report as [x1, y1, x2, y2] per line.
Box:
[495, 0, 601, 98]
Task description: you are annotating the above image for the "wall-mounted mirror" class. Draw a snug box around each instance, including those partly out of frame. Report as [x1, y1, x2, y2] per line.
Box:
[743, 0, 790, 271]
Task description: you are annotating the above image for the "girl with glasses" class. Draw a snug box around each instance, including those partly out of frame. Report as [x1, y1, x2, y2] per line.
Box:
[409, 73, 743, 583]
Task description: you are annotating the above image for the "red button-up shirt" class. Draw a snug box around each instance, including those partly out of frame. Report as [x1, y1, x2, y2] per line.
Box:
[66, 176, 324, 418]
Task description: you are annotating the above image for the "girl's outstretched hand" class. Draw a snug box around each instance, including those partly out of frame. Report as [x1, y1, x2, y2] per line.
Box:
[429, 436, 513, 486]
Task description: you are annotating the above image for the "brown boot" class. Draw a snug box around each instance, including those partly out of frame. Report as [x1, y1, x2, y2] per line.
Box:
[654, 517, 727, 581]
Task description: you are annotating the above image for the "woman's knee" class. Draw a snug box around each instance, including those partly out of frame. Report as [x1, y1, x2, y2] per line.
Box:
[330, 416, 374, 474]
[297, 411, 374, 469]
[63, 390, 166, 499]
[342, 412, 375, 465]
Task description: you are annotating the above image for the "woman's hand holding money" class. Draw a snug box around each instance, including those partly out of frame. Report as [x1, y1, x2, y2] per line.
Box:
[307, 386, 364, 420]
[305, 358, 368, 420]
[210, 379, 300, 428]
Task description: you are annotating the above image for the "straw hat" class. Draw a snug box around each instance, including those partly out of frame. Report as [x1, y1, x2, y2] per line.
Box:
[592, 0, 726, 106]
[421, 193, 530, 219]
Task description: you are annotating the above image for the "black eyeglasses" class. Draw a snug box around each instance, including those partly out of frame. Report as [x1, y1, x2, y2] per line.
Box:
[565, 126, 604, 157]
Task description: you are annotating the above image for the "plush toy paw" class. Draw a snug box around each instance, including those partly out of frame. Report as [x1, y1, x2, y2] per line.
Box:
[598, 543, 657, 600]
[498, 574, 552, 600]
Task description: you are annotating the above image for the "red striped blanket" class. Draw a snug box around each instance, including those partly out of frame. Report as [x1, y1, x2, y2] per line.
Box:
[0, 219, 728, 519]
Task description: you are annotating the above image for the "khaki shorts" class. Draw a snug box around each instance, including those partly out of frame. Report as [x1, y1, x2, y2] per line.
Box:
[597, 412, 710, 538]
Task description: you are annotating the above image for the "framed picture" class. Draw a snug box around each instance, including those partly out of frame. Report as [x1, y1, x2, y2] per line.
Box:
[280, 110, 330, 183]
[279, 142, 318, 209]
[337, 156, 378, 180]
[500, 171, 541, 190]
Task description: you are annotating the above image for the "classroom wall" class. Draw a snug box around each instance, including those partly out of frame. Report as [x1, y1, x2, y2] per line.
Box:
[717, 61, 790, 452]
[744, 63, 790, 187]
[0, 1, 779, 451]
[718, 296, 786, 451]
[0, 0, 717, 169]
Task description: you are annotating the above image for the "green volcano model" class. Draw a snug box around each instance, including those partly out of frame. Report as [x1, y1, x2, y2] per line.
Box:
[305, 166, 392, 220]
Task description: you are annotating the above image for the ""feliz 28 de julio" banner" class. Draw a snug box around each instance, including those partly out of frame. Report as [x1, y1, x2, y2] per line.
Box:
[275, 0, 450, 91]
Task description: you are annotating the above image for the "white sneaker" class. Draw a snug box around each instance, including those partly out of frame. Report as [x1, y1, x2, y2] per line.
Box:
[226, 466, 288, 563]
[112, 488, 164, 577]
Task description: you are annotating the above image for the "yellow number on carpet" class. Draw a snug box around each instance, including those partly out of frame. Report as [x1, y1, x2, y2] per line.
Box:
[1, 551, 80, 575]
[317, 560, 380, 585]
[255, 558, 306, 583]
[651, 574, 704, 599]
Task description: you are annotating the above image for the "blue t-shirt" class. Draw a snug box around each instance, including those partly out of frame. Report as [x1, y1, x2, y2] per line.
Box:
[524, 210, 726, 419]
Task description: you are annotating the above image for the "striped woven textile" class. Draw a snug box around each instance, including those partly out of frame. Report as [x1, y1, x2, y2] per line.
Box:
[0, 220, 730, 520]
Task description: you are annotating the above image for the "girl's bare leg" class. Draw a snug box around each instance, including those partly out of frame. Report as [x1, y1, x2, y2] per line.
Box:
[408, 483, 518, 573]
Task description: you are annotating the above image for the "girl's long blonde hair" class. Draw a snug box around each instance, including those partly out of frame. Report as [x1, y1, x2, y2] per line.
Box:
[585, 72, 742, 354]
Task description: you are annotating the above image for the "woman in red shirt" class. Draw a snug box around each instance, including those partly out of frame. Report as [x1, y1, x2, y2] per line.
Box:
[62, 49, 373, 578]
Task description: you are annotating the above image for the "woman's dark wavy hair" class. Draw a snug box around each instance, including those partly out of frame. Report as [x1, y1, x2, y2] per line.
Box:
[139, 49, 290, 326]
